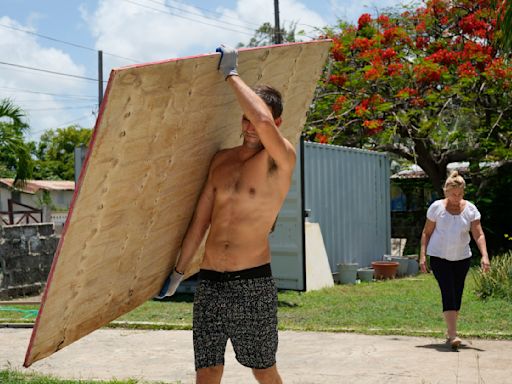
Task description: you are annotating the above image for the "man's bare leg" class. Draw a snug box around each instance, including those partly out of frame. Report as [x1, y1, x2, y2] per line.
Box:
[252, 364, 283, 384]
[196, 365, 224, 384]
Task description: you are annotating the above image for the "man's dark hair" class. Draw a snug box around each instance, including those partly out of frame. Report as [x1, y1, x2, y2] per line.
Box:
[254, 85, 283, 119]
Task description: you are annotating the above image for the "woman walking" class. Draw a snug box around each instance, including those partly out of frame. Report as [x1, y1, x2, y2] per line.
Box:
[420, 171, 490, 348]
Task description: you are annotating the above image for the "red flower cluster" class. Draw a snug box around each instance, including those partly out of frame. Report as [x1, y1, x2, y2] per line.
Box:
[458, 62, 478, 78]
[387, 63, 403, 76]
[410, 97, 426, 107]
[414, 63, 444, 84]
[332, 95, 348, 112]
[416, 21, 426, 33]
[426, 49, 458, 66]
[329, 74, 348, 87]
[315, 133, 329, 144]
[359, 48, 381, 62]
[358, 13, 372, 30]
[397, 88, 418, 98]
[484, 59, 507, 78]
[364, 67, 382, 81]
[363, 119, 384, 135]
[460, 41, 492, 68]
[356, 95, 383, 116]
[377, 15, 391, 28]
[331, 38, 345, 62]
[459, 14, 490, 38]
[416, 36, 430, 49]
[382, 48, 397, 61]
[383, 27, 400, 44]
[351, 37, 375, 51]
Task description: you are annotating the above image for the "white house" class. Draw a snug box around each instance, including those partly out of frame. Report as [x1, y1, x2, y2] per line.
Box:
[0, 179, 75, 227]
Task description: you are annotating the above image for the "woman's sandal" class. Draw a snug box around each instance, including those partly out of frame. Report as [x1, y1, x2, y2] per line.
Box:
[446, 336, 462, 350]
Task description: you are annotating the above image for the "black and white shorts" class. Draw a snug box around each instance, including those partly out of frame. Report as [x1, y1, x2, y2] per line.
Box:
[193, 263, 278, 370]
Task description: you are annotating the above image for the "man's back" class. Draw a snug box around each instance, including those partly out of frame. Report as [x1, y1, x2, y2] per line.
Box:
[201, 145, 292, 272]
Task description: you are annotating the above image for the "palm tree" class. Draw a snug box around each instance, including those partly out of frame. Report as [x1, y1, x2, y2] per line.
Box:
[500, 0, 512, 51]
[0, 98, 32, 185]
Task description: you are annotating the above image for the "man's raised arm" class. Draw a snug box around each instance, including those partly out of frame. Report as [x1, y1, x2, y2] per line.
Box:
[217, 44, 296, 172]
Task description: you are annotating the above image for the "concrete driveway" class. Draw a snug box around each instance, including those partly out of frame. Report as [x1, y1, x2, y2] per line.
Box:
[1, 328, 511, 383]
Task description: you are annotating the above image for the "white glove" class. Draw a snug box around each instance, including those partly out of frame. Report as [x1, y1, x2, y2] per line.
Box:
[155, 269, 184, 299]
[216, 44, 239, 79]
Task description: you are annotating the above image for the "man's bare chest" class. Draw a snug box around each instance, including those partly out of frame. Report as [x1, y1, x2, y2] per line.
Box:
[212, 157, 276, 198]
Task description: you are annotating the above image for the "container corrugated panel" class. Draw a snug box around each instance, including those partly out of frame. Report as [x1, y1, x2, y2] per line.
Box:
[269, 159, 305, 290]
[303, 142, 391, 271]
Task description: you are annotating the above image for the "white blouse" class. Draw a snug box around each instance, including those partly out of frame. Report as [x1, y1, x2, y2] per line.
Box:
[426, 199, 481, 261]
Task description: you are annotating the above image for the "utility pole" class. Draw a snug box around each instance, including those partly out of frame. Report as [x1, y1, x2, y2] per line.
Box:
[98, 50, 103, 108]
[274, 0, 282, 44]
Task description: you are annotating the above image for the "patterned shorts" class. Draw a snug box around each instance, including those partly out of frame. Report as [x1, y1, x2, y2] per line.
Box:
[193, 264, 278, 370]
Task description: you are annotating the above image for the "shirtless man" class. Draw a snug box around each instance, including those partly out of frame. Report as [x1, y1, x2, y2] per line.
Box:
[156, 44, 296, 384]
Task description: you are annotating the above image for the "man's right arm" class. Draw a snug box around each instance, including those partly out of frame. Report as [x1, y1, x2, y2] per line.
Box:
[175, 165, 216, 274]
[155, 157, 216, 298]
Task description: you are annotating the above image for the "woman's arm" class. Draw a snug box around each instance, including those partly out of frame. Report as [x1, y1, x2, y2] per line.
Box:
[420, 219, 436, 273]
[471, 219, 490, 272]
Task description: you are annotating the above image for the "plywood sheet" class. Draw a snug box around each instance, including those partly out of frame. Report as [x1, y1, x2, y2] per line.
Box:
[24, 40, 331, 367]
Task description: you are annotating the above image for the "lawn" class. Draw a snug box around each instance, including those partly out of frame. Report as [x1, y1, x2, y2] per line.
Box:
[0, 369, 174, 384]
[3, 271, 511, 339]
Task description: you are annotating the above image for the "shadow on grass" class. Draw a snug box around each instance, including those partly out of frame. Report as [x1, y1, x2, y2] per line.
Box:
[278, 300, 299, 308]
[152, 293, 194, 303]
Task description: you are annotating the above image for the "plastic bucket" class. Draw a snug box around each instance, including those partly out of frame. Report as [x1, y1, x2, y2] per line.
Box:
[385, 256, 408, 276]
[337, 263, 359, 284]
[357, 268, 374, 282]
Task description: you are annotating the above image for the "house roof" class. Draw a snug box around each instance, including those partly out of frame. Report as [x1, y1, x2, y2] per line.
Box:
[0, 178, 75, 194]
[391, 162, 499, 179]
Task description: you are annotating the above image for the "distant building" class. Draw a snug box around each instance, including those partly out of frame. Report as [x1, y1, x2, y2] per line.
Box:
[390, 162, 497, 212]
[0, 179, 75, 212]
[0, 179, 75, 228]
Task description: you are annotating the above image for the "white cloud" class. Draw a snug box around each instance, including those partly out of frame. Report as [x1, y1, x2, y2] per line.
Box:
[330, 0, 407, 24]
[0, 16, 95, 140]
[82, 0, 329, 71]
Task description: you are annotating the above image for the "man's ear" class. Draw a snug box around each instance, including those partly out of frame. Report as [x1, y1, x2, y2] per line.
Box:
[275, 117, 283, 127]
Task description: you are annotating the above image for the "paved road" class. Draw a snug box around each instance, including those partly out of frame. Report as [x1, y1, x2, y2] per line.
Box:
[1, 328, 511, 383]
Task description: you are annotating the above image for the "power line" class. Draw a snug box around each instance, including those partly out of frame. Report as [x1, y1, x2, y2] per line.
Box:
[145, 0, 261, 28]
[0, 86, 96, 100]
[0, 23, 140, 63]
[24, 105, 97, 112]
[0, 60, 105, 82]
[122, 0, 255, 36]
[30, 113, 96, 135]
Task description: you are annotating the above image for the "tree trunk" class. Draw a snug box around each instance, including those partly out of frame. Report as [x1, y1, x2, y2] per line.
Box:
[413, 139, 446, 197]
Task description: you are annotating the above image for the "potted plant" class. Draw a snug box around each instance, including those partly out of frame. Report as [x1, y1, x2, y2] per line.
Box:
[371, 261, 399, 279]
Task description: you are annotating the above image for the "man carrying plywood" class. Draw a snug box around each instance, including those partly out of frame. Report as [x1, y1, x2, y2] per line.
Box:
[156, 44, 295, 384]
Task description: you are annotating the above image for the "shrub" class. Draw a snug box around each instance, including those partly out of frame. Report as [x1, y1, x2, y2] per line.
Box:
[472, 252, 512, 300]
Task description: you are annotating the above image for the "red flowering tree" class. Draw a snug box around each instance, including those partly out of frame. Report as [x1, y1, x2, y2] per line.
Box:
[307, 0, 512, 195]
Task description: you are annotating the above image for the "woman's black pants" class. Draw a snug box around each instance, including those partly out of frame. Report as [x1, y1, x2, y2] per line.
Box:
[429, 256, 471, 312]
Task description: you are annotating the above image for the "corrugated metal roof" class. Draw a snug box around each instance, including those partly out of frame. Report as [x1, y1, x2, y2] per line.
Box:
[391, 162, 499, 180]
[0, 179, 75, 194]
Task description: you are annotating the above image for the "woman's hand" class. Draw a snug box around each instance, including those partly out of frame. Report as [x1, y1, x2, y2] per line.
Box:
[480, 256, 491, 273]
[419, 255, 428, 273]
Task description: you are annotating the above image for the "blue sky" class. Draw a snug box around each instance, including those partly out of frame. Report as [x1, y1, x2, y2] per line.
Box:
[1, 0, 406, 141]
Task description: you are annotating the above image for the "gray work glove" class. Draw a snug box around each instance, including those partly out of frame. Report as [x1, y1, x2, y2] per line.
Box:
[154, 269, 184, 299]
[216, 44, 239, 79]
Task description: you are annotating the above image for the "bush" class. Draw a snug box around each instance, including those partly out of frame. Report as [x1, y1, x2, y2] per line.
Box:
[472, 252, 512, 301]
[467, 162, 512, 255]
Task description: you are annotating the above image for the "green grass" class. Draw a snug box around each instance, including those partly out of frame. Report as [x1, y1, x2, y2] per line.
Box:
[2, 271, 512, 339]
[0, 369, 175, 384]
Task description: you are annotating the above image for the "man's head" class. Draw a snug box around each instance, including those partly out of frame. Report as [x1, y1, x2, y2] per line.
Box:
[253, 85, 283, 119]
[241, 85, 283, 147]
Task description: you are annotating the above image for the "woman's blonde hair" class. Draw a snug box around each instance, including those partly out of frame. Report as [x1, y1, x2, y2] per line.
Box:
[444, 170, 466, 190]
